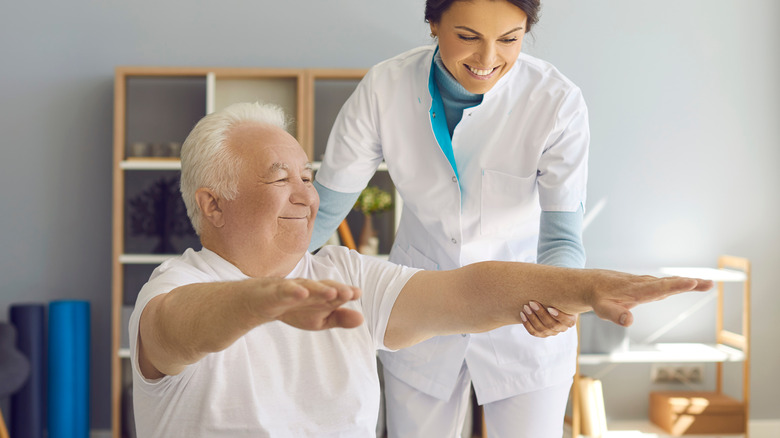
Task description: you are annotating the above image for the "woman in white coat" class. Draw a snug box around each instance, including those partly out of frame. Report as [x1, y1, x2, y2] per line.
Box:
[311, 0, 588, 436]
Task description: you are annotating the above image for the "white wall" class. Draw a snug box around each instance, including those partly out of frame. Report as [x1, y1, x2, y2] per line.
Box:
[524, 0, 780, 421]
[0, 0, 777, 429]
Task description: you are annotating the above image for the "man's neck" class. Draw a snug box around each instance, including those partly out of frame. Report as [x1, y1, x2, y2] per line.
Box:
[201, 236, 302, 278]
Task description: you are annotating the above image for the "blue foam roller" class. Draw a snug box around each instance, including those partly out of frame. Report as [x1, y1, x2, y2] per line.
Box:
[10, 303, 46, 438]
[48, 300, 90, 438]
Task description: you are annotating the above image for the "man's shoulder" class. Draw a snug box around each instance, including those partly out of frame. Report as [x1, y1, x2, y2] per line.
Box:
[140, 247, 239, 298]
[150, 248, 222, 282]
[307, 245, 359, 271]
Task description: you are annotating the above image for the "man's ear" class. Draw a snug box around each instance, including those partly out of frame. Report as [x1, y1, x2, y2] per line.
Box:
[195, 188, 225, 228]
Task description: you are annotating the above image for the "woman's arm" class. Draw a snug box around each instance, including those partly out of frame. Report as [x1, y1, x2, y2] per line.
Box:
[309, 181, 361, 251]
[537, 206, 586, 268]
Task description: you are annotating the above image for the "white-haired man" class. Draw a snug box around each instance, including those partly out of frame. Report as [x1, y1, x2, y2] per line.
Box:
[129, 102, 712, 437]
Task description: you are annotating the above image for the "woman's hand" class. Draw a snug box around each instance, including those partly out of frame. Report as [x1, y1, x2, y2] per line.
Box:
[520, 301, 576, 337]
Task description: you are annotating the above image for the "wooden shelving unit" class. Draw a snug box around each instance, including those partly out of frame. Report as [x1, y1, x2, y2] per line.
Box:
[110, 66, 375, 437]
[569, 255, 751, 437]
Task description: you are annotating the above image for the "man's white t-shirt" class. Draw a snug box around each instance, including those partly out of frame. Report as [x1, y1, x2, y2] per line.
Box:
[128, 246, 419, 438]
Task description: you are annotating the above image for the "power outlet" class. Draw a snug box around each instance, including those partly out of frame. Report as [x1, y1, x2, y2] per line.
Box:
[651, 364, 704, 384]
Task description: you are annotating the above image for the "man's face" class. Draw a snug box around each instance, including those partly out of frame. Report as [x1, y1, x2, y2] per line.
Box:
[221, 122, 318, 257]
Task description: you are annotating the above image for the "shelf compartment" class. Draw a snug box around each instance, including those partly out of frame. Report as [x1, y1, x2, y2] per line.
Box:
[579, 343, 745, 365]
[207, 70, 305, 152]
[308, 70, 366, 161]
[124, 75, 207, 160]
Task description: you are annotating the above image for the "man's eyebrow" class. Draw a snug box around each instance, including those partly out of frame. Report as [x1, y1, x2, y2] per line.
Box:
[260, 162, 288, 178]
[263, 162, 312, 177]
[269, 162, 289, 172]
[455, 25, 524, 37]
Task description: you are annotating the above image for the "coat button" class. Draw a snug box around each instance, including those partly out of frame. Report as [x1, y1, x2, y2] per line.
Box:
[451, 176, 457, 182]
[451, 238, 457, 244]
[461, 334, 467, 338]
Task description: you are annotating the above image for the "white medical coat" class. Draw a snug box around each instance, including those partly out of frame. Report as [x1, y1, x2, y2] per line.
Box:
[316, 45, 589, 403]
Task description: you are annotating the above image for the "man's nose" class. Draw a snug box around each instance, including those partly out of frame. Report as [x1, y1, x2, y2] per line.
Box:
[291, 181, 316, 205]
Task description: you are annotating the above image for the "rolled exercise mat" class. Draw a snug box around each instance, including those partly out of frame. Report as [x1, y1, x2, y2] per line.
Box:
[9, 303, 46, 438]
[48, 300, 90, 438]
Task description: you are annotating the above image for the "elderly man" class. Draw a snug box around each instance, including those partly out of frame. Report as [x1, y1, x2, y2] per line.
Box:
[129, 102, 711, 437]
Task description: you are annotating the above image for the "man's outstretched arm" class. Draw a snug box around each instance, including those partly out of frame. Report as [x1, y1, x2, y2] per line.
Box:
[138, 278, 363, 379]
[384, 262, 713, 350]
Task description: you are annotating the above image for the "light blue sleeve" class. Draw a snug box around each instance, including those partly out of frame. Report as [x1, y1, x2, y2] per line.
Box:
[537, 205, 586, 268]
[309, 180, 362, 252]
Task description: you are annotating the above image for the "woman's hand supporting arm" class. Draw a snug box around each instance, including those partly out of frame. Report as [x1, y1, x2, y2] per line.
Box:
[521, 206, 586, 336]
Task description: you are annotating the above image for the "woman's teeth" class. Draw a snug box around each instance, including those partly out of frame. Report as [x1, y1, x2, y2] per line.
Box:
[468, 66, 494, 76]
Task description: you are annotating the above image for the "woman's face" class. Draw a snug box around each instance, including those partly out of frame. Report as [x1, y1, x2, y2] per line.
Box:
[430, 0, 528, 94]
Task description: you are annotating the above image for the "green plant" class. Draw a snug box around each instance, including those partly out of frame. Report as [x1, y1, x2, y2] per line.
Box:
[353, 185, 393, 216]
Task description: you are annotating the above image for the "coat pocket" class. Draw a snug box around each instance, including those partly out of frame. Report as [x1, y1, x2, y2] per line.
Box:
[480, 168, 539, 236]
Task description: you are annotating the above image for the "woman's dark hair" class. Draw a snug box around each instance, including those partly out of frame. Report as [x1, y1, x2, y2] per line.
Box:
[425, 0, 541, 33]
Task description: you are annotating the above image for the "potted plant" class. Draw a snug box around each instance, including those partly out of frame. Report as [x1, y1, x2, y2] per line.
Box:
[353, 185, 393, 255]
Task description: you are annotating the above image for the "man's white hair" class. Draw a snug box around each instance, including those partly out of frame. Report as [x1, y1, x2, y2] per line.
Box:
[179, 102, 289, 235]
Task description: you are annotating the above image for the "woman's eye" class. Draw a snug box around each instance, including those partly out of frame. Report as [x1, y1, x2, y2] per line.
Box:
[458, 35, 479, 41]
[500, 37, 518, 43]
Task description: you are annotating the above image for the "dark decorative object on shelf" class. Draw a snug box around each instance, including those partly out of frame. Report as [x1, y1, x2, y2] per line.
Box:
[129, 176, 195, 254]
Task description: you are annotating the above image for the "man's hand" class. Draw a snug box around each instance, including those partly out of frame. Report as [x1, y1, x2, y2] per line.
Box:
[520, 302, 576, 337]
[249, 278, 364, 330]
[585, 272, 714, 327]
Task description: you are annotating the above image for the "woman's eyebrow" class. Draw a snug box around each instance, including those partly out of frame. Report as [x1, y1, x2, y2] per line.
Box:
[454, 25, 524, 37]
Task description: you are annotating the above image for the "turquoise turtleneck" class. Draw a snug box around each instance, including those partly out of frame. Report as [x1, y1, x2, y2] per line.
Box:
[432, 52, 483, 137]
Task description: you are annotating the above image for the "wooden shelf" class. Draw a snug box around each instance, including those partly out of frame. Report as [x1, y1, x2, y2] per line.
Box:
[120, 158, 181, 170]
[118, 160, 390, 172]
[579, 343, 746, 365]
[659, 267, 747, 282]
[565, 420, 746, 437]
[119, 254, 177, 264]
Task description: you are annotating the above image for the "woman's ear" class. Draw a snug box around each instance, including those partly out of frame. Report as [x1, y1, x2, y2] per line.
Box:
[195, 188, 225, 228]
[429, 21, 438, 38]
